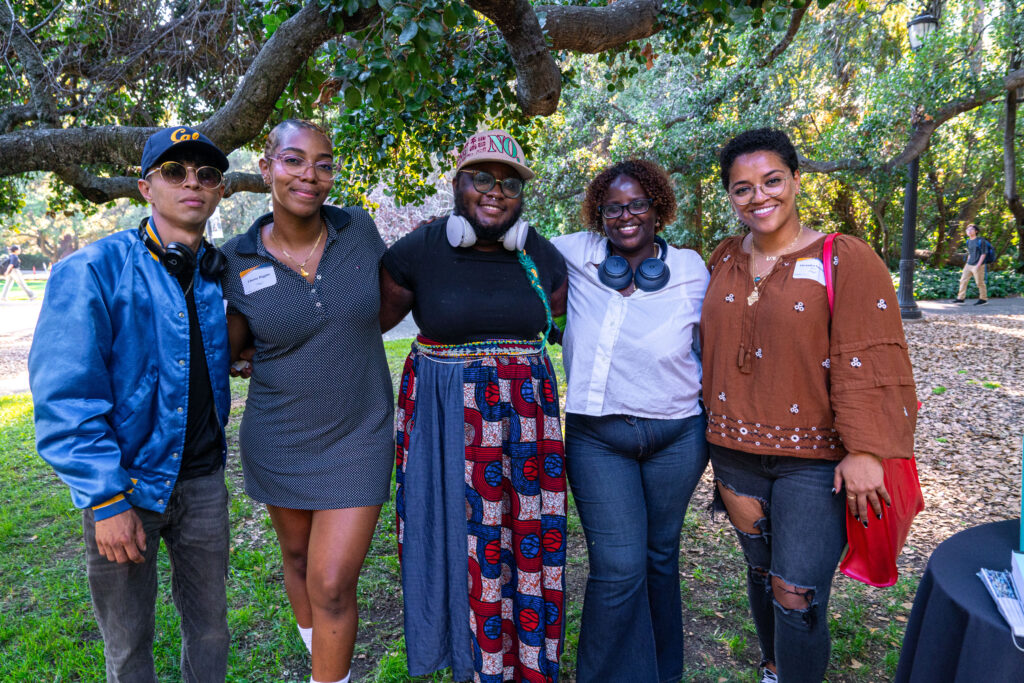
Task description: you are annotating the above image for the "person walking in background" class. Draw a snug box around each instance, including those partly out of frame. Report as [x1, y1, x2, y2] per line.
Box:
[380, 129, 568, 683]
[702, 128, 917, 683]
[552, 159, 708, 683]
[221, 119, 394, 683]
[953, 223, 989, 305]
[29, 126, 233, 682]
[2, 245, 36, 300]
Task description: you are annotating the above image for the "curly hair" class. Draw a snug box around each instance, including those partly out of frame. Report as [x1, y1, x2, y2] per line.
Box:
[264, 119, 332, 158]
[719, 128, 799, 190]
[581, 159, 677, 233]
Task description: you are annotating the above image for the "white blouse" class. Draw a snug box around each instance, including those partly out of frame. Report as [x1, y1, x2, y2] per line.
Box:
[552, 231, 708, 420]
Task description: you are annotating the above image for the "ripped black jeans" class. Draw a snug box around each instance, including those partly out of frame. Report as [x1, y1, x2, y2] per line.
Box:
[709, 444, 846, 683]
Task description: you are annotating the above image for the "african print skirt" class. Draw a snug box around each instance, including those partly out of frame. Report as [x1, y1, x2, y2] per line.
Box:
[396, 337, 567, 683]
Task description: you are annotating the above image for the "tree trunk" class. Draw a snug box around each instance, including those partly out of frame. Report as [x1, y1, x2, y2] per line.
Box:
[831, 184, 863, 238]
[1004, 49, 1024, 271]
[926, 161, 951, 266]
[693, 180, 705, 255]
[869, 201, 888, 260]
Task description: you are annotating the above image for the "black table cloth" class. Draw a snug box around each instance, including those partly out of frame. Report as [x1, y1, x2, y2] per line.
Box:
[896, 519, 1024, 682]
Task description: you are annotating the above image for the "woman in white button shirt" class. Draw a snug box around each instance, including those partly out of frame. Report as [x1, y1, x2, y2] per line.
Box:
[552, 160, 709, 682]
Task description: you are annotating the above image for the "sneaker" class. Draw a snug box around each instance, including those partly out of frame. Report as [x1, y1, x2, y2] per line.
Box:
[953, 298, 965, 304]
[760, 667, 779, 683]
[974, 299, 988, 305]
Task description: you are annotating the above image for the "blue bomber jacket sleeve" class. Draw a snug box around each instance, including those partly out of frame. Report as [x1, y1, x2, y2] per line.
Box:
[29, 229, 231, 521]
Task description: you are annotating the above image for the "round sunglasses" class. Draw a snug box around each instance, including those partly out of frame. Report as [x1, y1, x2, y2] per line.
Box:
[145, 161, 224, 189]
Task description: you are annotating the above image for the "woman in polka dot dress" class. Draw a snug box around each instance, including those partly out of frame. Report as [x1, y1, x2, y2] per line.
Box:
[221, 120, 394, 683]
[699, 128, 917, 683]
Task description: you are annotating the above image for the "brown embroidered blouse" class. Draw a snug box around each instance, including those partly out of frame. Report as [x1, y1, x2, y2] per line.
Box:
[700, 234, 917, 461]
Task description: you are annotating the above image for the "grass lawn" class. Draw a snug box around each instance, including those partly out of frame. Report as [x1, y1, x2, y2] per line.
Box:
[1, 340, 913, 682]
[0, 277, 46, 300]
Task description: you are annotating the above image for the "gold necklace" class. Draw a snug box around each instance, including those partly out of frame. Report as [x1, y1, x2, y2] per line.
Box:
[272, 219, 325, 278]
[746, 227, 803, 306]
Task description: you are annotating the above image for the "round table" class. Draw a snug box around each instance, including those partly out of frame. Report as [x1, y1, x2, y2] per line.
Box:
[895, 518, 1024, 682]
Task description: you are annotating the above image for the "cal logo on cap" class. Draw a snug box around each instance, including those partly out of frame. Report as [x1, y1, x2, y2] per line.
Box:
[169, 128, 201, 143]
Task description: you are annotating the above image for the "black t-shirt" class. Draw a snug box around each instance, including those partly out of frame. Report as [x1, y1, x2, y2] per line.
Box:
[8, 252, 20, 269]
[381, 217, 567, 344]
[174, 269, 224, 480]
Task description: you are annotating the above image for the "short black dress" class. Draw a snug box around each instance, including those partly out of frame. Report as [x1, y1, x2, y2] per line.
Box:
[221, 205, 394, 509]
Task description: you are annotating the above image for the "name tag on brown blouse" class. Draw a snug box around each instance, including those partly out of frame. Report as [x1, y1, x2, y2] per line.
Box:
[792, 258, 825, 286]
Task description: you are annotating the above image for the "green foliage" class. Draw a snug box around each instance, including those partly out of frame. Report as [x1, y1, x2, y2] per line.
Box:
[524, 0, 1023, 266]
[898, 266, 1024, 300]
[319, 0, 531, 207]
[293, 0, 832, 209]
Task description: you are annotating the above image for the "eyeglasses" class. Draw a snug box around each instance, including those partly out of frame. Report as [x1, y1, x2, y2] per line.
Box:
[145, 161, 223, 189]
[728, 174, 789, 206]
[266, 154, 337, 180]
[458, 170, 523, 199]
[598, 198, 653, 219]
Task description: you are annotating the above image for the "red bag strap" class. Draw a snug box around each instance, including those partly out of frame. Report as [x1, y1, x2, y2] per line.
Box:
[823, 233, 838, 317]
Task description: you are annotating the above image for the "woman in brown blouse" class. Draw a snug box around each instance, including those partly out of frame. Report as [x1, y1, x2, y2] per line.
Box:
[700, 128, 917, 683]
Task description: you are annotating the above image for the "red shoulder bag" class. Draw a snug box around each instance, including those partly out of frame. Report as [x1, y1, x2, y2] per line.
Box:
[823, 233, 925, 588]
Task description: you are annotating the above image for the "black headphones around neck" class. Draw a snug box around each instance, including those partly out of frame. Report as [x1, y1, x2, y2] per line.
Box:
[598, 234, 671, 292]
[137, 218, 226, 280]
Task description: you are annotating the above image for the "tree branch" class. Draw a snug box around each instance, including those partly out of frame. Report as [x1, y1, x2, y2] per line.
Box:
[664, 6, 808, 128]
[203, 1, 378, 148]
[26, 1, 64, 36]
[0, 2, 60, 124]
[540, 0, 662, 54]
[884, 68, 1024, 170]
[468, 0, 561, 115]
[0, 1, 379, 177]
[51, 166, 267, 204]
[801, 68, 1024, 175]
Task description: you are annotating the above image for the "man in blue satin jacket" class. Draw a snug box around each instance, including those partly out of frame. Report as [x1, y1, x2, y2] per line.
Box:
[29, 126, 233, 682]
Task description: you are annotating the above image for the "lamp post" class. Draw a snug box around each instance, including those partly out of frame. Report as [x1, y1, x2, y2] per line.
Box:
[897, 11, 938, 320]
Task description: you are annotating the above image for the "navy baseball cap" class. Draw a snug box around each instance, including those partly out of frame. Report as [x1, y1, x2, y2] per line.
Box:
[140, 126, 230, 177]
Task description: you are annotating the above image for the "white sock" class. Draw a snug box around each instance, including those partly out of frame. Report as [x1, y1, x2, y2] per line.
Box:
[310, 675, 349, 683]
[298, 625, 313, 653]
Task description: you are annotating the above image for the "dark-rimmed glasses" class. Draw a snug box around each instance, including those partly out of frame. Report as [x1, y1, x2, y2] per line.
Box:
[729, 174, 789, 206]
[145, 161, 223, 189]
[598, 198, 653, 219]
[266, 154, 337, 180]
[458, 170, 523, 199]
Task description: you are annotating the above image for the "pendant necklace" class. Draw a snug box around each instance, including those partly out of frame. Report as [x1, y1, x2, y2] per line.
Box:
[273, 219, 325, 278]
[747, 227, 803, 306]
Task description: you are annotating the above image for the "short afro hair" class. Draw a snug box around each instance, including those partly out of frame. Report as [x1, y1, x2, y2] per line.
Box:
[264, 119, 332, 158]
[719, 128, 799, 190]
[581, 159, 676, 233]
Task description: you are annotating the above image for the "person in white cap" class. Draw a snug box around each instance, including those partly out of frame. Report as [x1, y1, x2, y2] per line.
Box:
[379, 130, 569, 682]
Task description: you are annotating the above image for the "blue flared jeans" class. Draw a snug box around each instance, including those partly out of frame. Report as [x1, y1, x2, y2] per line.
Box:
[565, 411, 708, 683]
[709, 443, 847, 683]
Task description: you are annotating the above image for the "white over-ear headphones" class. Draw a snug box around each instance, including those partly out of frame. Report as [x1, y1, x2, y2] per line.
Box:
[446, 214, 529, 252]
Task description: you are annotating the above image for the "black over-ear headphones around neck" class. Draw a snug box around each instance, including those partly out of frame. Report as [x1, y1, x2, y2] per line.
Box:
[598, 234, 671, 292]
[138, 218, 226, 280]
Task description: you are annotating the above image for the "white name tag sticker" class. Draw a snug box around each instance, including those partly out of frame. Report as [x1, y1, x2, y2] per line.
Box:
[241, 265, 277, 295]
[792, 257, 825, 286]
